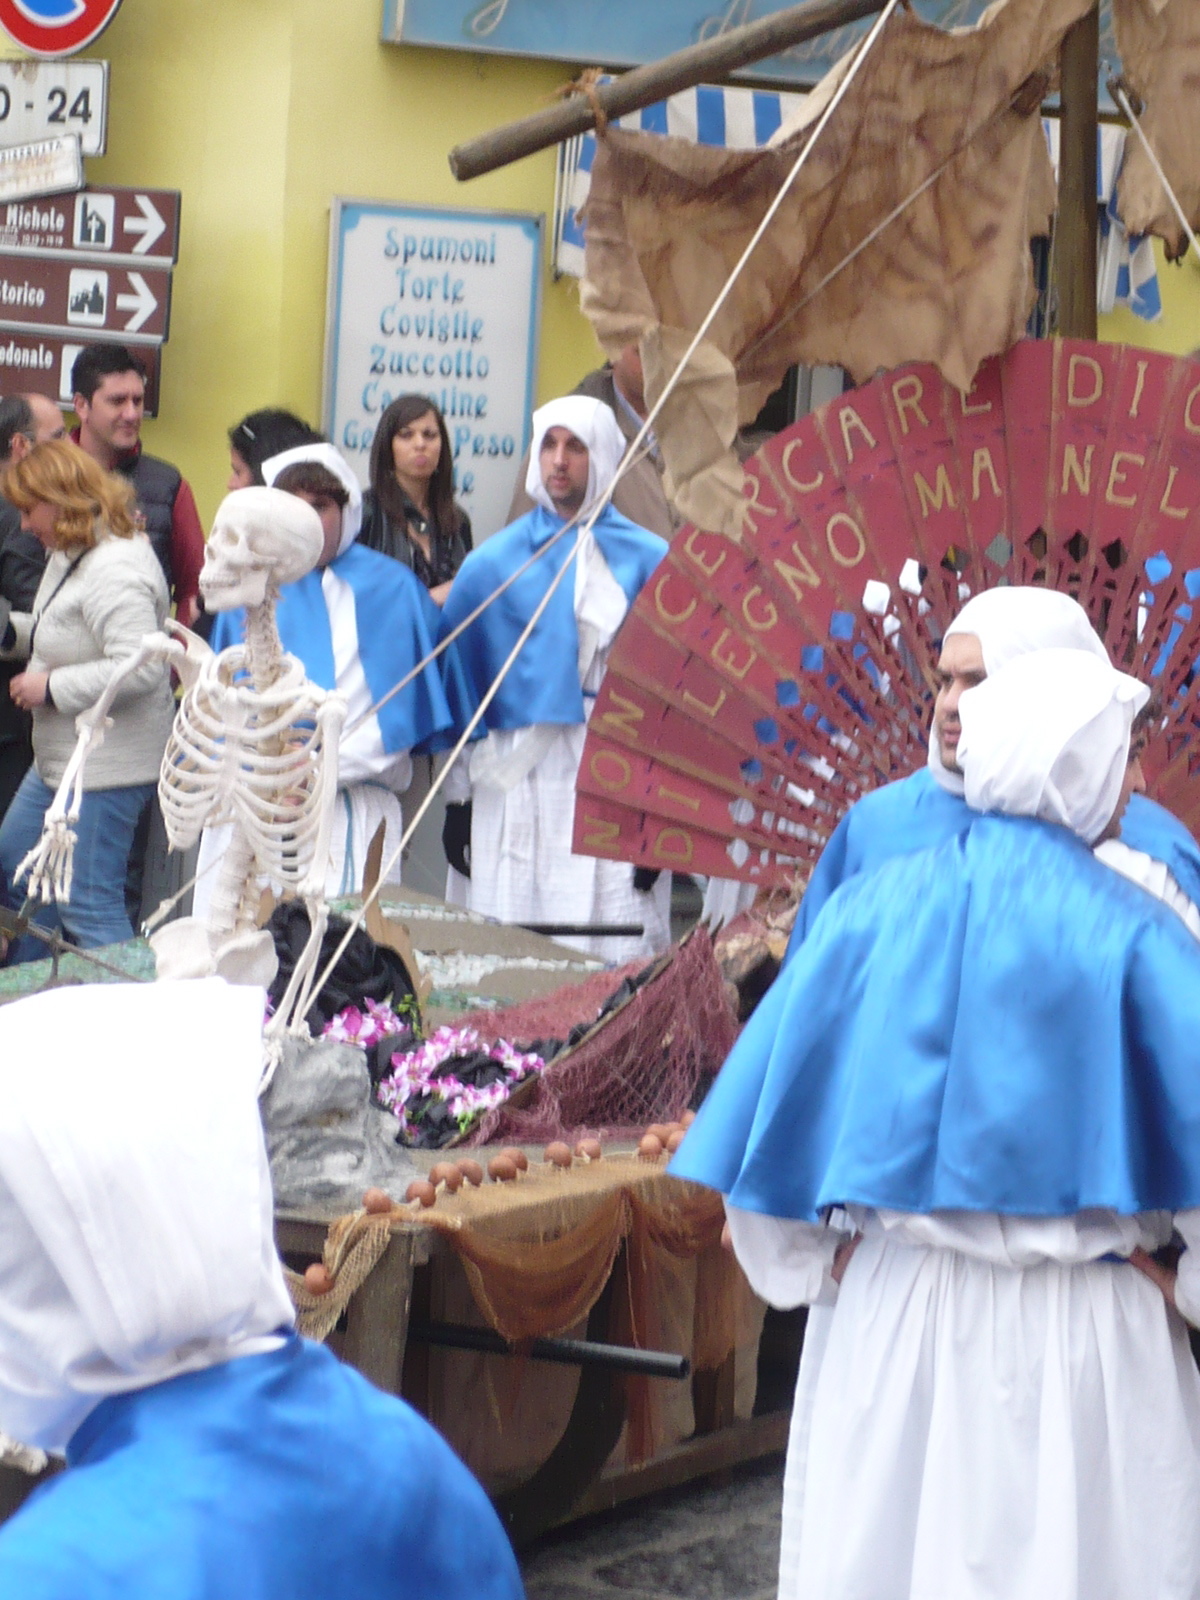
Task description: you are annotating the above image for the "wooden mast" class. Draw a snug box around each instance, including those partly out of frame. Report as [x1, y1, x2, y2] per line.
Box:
[1053, 2, 1100, 338]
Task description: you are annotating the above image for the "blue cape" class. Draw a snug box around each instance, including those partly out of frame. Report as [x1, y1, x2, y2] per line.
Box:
[210, 543, 468, 756]
[0, 1337, 522, 1599]
[672, 816, 1200, 1220]
[437, 503, 667, 732]
[785, 768, 1200, 961]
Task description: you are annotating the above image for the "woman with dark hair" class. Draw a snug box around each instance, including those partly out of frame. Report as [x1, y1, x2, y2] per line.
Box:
[227, 409, 324, 490]
[360, 396, 471, 605]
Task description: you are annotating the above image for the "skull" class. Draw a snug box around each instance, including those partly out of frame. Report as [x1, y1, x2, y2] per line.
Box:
[200, 488, 324, 613]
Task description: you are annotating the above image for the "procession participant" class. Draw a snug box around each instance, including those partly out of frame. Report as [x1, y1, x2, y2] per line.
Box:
[227, 408, 324, 490]
[785, 585, 1200, 958]
[0, 978, 524, 1600]
[439, 395, 671, 961]
[674, 647, 1200, 1600]
[204, 443, 461, 901]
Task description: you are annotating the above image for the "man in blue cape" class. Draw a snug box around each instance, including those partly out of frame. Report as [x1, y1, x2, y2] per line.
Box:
[786, 585, 1200, 955]
[672, 645, 1200, 1600]
[0, 978, 524, 1599]
[207, 443, 467, 899]
[438, 396, 671, 961]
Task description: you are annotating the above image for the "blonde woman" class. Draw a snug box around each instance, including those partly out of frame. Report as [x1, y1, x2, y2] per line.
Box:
[0, 439, 174, 959]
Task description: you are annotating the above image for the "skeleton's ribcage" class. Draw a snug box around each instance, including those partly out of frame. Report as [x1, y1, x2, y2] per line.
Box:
[159, 673, 331, 888]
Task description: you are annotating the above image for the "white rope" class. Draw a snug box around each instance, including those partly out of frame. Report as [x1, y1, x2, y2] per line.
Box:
[297, 0, 900, 1017]
[1112, 82, 1199, 263]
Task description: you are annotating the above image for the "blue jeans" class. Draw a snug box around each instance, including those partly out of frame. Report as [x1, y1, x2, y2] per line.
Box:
[0, 769, 154, 962]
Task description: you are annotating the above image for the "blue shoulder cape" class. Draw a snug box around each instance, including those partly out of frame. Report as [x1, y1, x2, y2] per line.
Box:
[673, 816, 1200, 1220]
[785, 768, 1200, 962]
[437, 503, 667, 732]
[0, 1337, 522, 1600]
[209, 543, 468, 755]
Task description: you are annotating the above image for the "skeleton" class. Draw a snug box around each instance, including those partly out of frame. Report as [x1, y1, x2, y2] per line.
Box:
[16, 488, 346, 1037]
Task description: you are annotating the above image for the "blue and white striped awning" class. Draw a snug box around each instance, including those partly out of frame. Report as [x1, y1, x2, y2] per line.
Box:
[554, 84, 1161, 324]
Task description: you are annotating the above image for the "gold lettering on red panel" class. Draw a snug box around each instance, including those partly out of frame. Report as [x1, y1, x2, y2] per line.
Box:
[1129, 360, 1149, 419]
[826, 511, 866, 567]
[1067, 354, 1103, 408]
[588, 749, 633, 792]
[1159, 465, 1191, 521]
[682, 684, 728, 719]
[773, 541, 821, 601]
[838, 405, 877, 463]
[780, 439, 824, 494]
[741, 586, 778, 632]
[712, 628, 755, 680]
[581, 816, 621, 850]
[1104, 451, 1145, 508]
[914, 464, 956, 518]
[971, 447, 1001, 501]
[683, 527, 727, 580]
[1185, 383, 1200, 435]
[599, 691, 645, 744]
[653, 827, 695, 865]
[960, 380, 992, 417]
[1061, 444, 1094, 496]
[653, 572, 696, 626]
[891, 375, 929, 435]
[657, 784, 701, 813]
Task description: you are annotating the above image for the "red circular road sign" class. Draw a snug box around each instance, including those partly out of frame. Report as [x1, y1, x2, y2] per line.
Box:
[0, 0, 123, 58]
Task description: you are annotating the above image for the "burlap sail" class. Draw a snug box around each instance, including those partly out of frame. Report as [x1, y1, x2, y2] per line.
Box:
[580, 0, 1093, 536]
[1113, 0, 1200, 260]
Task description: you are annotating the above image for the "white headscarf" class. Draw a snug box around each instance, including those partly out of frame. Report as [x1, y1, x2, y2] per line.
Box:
[524, 395, 626, 520]
[957, 648, 1149, 843]
[930, 586, 1110, 794]
[0, 980, 295, 1452]
[262, 441, 363, 558]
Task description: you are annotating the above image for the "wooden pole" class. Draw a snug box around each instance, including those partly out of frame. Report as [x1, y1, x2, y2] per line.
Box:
[1053, 3, 1099, 338]
[448, 0, 884, 181]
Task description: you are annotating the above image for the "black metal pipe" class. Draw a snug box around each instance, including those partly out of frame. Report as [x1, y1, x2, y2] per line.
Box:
[516, 922, 644, 938]
[408, 1320, 690, 1380]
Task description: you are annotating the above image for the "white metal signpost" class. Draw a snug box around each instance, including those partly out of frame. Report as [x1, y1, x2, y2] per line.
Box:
[0, 59, 108, 155]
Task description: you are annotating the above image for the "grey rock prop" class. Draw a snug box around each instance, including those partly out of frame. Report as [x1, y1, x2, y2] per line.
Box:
[261, 1035, 418, 1211]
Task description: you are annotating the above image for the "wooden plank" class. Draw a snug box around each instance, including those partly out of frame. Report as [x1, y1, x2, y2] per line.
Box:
[448, 0, 884, 181]
[1053, 2, 1100, 338]
[340, 1230, 417, 1397]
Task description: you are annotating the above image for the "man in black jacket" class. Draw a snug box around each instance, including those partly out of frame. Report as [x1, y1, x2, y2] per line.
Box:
[70, 344, 205, 627]
[0, 393, 65, 820]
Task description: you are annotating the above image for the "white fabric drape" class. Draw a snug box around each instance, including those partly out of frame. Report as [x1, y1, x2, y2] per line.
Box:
[0, 980, 294, 1453]
[262, 441, 363, 556]
[522, 395, 627, 520]
[929, 586, 1111, 795]
[958, 648, 1148, 843]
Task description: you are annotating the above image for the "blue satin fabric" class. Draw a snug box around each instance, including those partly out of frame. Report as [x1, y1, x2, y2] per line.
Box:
[671, 815, 1200, 1220]
[0, 1337, 523, 1599]
[784, 769, 1200, 963]
[437, 504, 667, 732]
[210, 543, 466, 755]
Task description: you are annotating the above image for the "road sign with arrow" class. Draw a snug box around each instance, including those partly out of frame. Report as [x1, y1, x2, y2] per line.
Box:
[0, 253, 170, 341]
[0, 183, 179, 267]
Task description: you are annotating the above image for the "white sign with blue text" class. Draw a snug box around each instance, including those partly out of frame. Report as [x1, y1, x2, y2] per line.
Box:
[324, 198, 542, 541]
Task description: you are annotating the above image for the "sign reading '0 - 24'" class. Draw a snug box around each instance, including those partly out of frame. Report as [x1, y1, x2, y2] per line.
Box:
[0, 0, 123, 58]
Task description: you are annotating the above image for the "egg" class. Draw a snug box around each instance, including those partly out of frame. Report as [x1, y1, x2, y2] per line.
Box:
[666, 1129, 685, 1153]
[304, 1263, 335, 1296]
[575, 1137, 603, 1161]
[638, 1133, 664, 1160]
[681, 1109, 697, 1127]
[429, 1163, 463, 1192]
[647, 1124, 670, 1143]
[456, 1159, 485, 1186]
[544, 1141, 573, 1168]
[488, 1155, 519, 1182]
[406, 1179, 437, 1207]
[501, 1147, 530, 1171]
[362, 1188, 393, 1214]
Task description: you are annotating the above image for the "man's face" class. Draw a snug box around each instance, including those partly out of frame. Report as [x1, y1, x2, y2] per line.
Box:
[932, 632, 987, 772]
[74, 370, 145, 456]
[539, 426, 590, 518]
[290, 490, 342, 567]
[26, 394, 65, 445]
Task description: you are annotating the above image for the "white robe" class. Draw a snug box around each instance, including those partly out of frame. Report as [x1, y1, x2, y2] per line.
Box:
[733, 852, 1200, 1600]
[448, 528, 672, 964]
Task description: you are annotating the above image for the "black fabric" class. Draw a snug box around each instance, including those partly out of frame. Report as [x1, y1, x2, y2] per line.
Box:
[0, 498, 44, 752]
[114, 449, 181, 592]
[442, 801, 472, 878]
[266, 902, 419, 1035]
[359, 488, 472, 590]
[632, 867, 661, 892]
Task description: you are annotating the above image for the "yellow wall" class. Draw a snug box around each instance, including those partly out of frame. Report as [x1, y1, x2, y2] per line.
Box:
[1099, 240, 1200, 357]
[71, 0, 601, 525]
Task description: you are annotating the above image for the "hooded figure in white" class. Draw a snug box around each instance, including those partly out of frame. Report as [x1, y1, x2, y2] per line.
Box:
[439, 395, 671, 963]
[728, 646, 1200, 1600]
[201, 443, 456, 908]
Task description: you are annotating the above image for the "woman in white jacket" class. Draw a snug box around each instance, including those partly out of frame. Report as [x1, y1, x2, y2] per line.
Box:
[0, 439, 173, 958]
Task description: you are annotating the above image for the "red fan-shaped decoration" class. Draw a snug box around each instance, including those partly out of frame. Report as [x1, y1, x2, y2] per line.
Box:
[574, 339, 1200, 887]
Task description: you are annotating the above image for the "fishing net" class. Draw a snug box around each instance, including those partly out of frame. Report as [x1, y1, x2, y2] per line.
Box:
[458, 926, 738, 1147]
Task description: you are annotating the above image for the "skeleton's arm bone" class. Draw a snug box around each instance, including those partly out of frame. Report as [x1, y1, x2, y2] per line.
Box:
[15, 633, 182, 905]
[161, 618, 214, 692]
